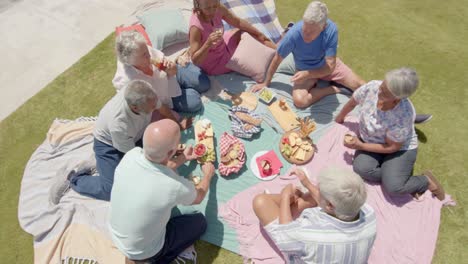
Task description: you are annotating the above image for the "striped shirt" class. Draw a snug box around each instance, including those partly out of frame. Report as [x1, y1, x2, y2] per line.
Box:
[265, 204, 377, 264]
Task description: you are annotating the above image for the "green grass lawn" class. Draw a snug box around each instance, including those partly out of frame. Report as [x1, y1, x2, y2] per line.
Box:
[1, 0, 467, 263]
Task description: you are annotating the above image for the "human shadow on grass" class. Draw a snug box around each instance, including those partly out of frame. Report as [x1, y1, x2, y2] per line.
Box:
[415, 128, 427, 143]
[198, 175, 224, 263]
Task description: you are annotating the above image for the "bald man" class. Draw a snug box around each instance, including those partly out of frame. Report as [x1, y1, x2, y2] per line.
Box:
[109, 119, 216, 263]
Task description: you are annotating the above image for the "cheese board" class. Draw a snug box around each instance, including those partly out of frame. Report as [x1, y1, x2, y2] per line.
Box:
[279, 117, 317, 165]
[225, 91, 258, 111]
[268, 99, 300, 131]
[194, 119, 216, 163]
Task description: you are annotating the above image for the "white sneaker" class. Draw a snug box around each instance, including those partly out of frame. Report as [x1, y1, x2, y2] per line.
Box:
[48, 169, 76, 205]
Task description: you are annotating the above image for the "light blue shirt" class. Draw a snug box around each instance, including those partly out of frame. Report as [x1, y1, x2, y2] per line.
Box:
[353, 81, 418, 150]
[109, 147, 197, 260]
[277, 20, 338, 71]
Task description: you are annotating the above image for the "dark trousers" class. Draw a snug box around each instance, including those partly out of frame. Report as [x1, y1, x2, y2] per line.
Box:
[353, 148, 429, 195]
[70, 138, 142, 201]
[134, 213, 207, 264]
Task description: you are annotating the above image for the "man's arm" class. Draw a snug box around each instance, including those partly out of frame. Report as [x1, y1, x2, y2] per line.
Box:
[251, 53, 283, 92]
[291, 56, 336, 84]
[191, 162, 216, 205]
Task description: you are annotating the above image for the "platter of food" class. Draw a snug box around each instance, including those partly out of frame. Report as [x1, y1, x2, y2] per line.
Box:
[279, 117, 316, 165]
[268, 98, 300, 131]
[194, 119, 216, 163]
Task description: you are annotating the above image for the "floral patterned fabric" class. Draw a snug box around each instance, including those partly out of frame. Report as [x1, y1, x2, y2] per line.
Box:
[353, 80, 418, 150]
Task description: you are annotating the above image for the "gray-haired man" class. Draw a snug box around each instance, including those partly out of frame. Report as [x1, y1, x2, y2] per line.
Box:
[49, 79, 160, 203]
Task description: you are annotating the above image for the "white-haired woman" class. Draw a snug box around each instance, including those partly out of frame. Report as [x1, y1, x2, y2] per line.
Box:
[113, 30, 210, 129]
[335, 67, 445, 200]
[253, 167, 376, 263]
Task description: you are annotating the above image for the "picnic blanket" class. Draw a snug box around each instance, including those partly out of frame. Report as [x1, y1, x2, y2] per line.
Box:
[221, 0, 284, 43]
[219, 117, 456, 264]
[18, 117, 127, 264]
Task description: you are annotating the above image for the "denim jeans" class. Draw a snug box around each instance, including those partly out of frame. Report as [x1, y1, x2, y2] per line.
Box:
[70, 138, 125, 201]
[353, 148, 429, 195]
[172, 63, 210, 113]
[133, 213, 207, 264]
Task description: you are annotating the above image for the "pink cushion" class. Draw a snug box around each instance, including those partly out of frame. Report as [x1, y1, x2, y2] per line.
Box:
[115, 24, 152, 47]
[226, 33, 275, 82]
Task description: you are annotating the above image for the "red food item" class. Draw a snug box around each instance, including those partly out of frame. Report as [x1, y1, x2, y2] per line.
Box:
[197, 131, 207, 141]
[194, 143, 207, 157]
[261, 160, 272, 176]
[156, 62, 166, 71]
[281, 137, 290, 145]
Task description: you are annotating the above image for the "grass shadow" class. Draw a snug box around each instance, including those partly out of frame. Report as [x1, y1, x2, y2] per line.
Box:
[415, 128, 428, 143]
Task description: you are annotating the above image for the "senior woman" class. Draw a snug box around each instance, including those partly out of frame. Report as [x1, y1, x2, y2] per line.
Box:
[113, 30, 210, 129]
[335, 67, 445, 200]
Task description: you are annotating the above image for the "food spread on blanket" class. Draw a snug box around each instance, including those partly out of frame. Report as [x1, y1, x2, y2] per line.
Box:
[258, 88, 275, 104]
[219, 132, 246, 177]
[225, 91, 258, 111]
[229, 106, 262, 139]
[194, 119, 216, 163]
[280, 117, 316, 165]
[255, 150, 282, 178]
[268, 99, 300, 131]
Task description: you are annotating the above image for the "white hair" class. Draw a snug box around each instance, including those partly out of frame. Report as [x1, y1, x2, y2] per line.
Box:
[385, 67, 419, 99]
[303, 1, 328, 26]
[124, 80, 156, 109]
[318, 167, 367, 221]
[115, 30, 147, 65]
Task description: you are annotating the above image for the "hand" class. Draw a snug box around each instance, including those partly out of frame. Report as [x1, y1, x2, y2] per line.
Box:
[201, 162, 216, 178]
[205, 31, 223, 48]
[290, 167, 309, 184]
[183, 145, 198, 161]
[179, 117, 194, 130]
[291, 71, 309, 85]
[335, 114, 345, 124]
[250, 83, 267, 93]
[163, 58, 177, 77]
[344, 136, 363, 150]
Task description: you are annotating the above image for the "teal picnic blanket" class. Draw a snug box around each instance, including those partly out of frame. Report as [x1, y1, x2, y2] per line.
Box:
[175, 72, 351, 253]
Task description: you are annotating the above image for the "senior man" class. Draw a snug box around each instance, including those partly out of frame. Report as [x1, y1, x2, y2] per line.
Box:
[251, 1, 365, 107]
[109, 119, 216, 264]
[49, 80, 159, 204]
[253, 167, 377, 264]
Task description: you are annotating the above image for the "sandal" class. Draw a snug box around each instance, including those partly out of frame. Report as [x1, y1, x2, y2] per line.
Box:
[424, 170, 445, 201]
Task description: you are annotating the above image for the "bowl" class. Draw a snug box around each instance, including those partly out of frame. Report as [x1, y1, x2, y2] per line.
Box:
[258, 88, 276, 104]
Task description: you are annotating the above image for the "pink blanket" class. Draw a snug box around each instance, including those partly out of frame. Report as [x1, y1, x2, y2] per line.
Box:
[219, 118, 455, 264]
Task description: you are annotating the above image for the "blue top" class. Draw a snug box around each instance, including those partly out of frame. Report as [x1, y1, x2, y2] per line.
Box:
[277, 19, 338, 71]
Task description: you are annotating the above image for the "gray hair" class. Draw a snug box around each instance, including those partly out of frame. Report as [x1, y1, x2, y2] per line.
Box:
[115, 30, 147, 65]
[385, 67, 419, 99]
[318, 167, 367, 221]
[124, 80, 156, 109]
[303, 1, 328, 26]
